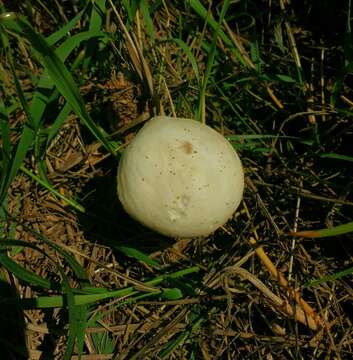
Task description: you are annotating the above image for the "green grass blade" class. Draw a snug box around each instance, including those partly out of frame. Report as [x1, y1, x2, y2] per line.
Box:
[1, 213, 90, 287]
[0, 233, 89, 359]
[46, 102, 72, 144]
[140, 0, 156, 41]
[188, 0, 230, 46]
[46, 9, 85, 45]
[90, 0, 106, 30]
[113, 245, 160, 268]
[160, 288, 183, 300]
[1, 15, 115, 154]
[293, 221, 353, 238]
[90, 322, 115, 354]
[250, 39, 262, 72]
[30, 228, 90, 286]
[0, 24, 37, 204]
[65, 291, 88, 360]
[20, 165, 85, 213]
[1, 28, 34, 128]
[158, 311, 205, 358]
[260, 73, 297, 83]
[29, 72, 53, 131]
[57, 30, 107, 61]
[30, 29, 102, 130]
[159, 330, 190, 358]
[121, 0, 139, 26]
[30, 29, 108, 188]
[188, 0, 246, 66]
[82, 0, 106, 73]
[0, 21, 111, 206]
[196, 0, 231, 122]
[2, 266, 200, 309]
[320, 153, 353, 162]
[165, 38, 200, 84]
[306, 266, 353, 287]
[330, 61, 353, 106]
[0, 100, 11, 179]
[0, 241, 53, 289]
[0, 238, 90, 327]
[55, 260, 88, 360]
[0, 125, 34, 204]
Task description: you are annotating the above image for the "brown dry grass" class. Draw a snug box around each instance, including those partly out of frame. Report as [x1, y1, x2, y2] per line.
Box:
[1, 1, 353, 359]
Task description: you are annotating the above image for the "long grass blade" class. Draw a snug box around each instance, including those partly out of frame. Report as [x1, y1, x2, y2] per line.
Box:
[20, 165, 85, 213]
[1, 15, 116, 154]
[320, 153, 353, 163]
[140, 0, 156, 41]
[188, 0, 246, 66]
[165, 38, 200, 84]
[46, 9, 85, 46]
[1, 266, 200, 309]
[196, 0, 231, 122]
[0, 241, 53, 289]
[291, 221, 353, 238]
[306, 266, 353, 287]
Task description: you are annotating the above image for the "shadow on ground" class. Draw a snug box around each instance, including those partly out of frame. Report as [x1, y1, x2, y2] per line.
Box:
[0, 279, 29, 359]
[77, 168, 175, 256]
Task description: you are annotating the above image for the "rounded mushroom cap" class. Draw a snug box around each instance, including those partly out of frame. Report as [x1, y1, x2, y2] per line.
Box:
[117, 116, 244, 237]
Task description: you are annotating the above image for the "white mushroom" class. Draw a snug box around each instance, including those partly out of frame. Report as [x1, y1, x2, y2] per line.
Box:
[117, 116, 244, 237]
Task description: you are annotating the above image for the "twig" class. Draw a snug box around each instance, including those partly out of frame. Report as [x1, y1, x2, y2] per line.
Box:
[288, 179, 302, 281]
[229, 267, 318, 330]
[248, 236, 326, 329]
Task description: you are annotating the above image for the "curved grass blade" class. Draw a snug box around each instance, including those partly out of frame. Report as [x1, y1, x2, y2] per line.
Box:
[31, 29, 108, 186]
[28, 29, 108, 132]
[0, 233, 89, 359]
[163, 38, 200, 84]
[0, 239, 88, 359]
[1, 14, 115, 154]
[158, 331, 190, 359]
[0, 240, 53, 289]
[91, 327, 115, 354]
[1, 211, 90, 286]
[0, 20, 110, 207]
[0, 24, 36, 204]
[260, 73, 297, 83]
[28, 228, 89, 286]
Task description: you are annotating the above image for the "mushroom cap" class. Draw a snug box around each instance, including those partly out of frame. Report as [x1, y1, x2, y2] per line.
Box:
[117, 116, 244, 237]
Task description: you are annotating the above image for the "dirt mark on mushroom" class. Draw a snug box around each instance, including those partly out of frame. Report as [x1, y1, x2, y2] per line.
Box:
[181, 141, 193, 154]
